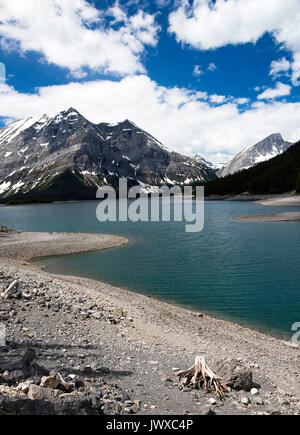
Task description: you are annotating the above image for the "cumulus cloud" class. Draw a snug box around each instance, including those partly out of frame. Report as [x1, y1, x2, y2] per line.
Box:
[234, 98, 250, 105]
[168, 0, 300, 86]
[209, 94, 227, 104]
[1, 76, 300, 163]
[0, 0, 160, 77]
[257, 82, 292, 100]
[269, 58, 292, 78]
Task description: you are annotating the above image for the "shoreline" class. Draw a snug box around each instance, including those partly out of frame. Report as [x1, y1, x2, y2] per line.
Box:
[0, 228, 299, 414]
[0, 226, 298, 343]
[34, 257, 290, 342]
[234, 212, 300, 222]
[0, 229, 129, 261]
[206, 192, 300, 205]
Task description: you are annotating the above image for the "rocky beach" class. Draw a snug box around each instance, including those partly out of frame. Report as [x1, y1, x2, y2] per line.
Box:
[0, 226, 299, 415]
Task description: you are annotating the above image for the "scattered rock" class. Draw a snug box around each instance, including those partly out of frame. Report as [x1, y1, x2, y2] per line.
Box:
[17, 380, 33, 394]
[0, 394, 100, 415]
[240, 397, 250, 405]
[278, 397, 290, 406]
[209, 398, 217, 405]
[28, 384, 61, 400]
[0, 260, 298, 416]
[91, 312, 102, 320]
[267, 408, 281, 415]
[283, 341, 299, 349]
[40, 374, 60, 390]
[254, 397, 264, 406]
[199, 406, 215, 415]
[212, 359, 253, 391]
[161, 374, 173, 383]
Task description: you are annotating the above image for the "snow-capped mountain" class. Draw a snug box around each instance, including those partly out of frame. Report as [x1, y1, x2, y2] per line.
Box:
[0, 108, 216, 201]
[193, 154, 214, 168]
[193, 154, 224, 170]
[217, 133, 292, 178]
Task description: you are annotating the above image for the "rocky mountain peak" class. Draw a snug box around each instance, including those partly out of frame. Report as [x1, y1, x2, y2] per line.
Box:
[0, 108, 216, 201]
[217, 133, 292, 178]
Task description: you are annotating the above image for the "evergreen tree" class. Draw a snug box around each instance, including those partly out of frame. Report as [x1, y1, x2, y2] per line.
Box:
[203, 141, 300, 196]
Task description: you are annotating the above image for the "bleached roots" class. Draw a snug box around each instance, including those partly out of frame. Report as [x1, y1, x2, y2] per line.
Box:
[175, 356, 229, 399]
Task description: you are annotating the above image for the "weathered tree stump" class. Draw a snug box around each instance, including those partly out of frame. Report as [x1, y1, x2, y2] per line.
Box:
[175, 356, 229, 398]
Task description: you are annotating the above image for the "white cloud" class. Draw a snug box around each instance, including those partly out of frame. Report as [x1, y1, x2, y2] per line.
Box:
[194, 62, 217, 78]
[0, 0, 160, 77]
[0, 61, 5, 84]
[210, 94, 226, 104]
[257, 82, 291, 100]
[168, 0, 300, 86]
[207, 62, 217, 72]
[269, 57, 291, 78]
[1, 76, 300, 163]
[193, 65, 203, 77]
[107, 2, 128, 23]
[234, 98, 250, 105]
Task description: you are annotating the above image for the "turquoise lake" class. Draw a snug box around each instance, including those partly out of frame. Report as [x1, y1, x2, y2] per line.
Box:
[1, 200, 300, 339]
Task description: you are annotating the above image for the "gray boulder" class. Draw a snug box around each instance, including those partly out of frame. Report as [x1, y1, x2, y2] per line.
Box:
[213, 359, 253, 391]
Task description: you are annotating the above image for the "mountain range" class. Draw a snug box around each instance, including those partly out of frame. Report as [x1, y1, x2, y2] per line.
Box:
[0, 107, 297, 202]
[204, 140, 300, 196]
[217, 133, 292, 177]
[0, 108, 215, 202]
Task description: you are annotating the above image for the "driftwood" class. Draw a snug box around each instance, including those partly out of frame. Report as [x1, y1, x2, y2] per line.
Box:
[2, 280, 32, 299]
[175, 356, 230, 398]
[2, 280, 21, 299]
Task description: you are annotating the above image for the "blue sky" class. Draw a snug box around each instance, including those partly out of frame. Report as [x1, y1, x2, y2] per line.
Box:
[0, 0, 300, 162]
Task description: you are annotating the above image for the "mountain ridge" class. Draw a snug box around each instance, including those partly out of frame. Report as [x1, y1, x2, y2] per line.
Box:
[203, 139, 300, 196]
[0, 108, 216, 202]
[217, 133, 292, 177]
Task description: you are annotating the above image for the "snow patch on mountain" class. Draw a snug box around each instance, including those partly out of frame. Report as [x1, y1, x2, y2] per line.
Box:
[0, 108, 216, 201]
[217, 134, 292, 178]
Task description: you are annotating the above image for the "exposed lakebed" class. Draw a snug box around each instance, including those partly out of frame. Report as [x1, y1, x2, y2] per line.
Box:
[1, 199, 300, 339]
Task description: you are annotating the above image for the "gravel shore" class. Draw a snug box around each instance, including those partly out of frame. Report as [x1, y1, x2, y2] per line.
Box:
[256, 194, 300, 207]
[206, 193, 300, 206]
[0, 228, 128, 260]
[234, 212, 300, 222]
[0, 228, 299, 415]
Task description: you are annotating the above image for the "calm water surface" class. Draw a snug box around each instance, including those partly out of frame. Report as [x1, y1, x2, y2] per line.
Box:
[1, 200, 300, 339]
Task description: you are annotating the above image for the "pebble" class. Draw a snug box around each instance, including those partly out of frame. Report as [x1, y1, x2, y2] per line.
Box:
[209, 398, 217, 405]
[1, 264, 299, 416]
[161, 375, 173, 383]
[241, 397, 250, 405]
[254, 397, 264, 406]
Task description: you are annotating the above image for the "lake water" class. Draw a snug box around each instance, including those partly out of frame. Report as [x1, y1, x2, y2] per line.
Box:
[1, 200, 300, 339]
